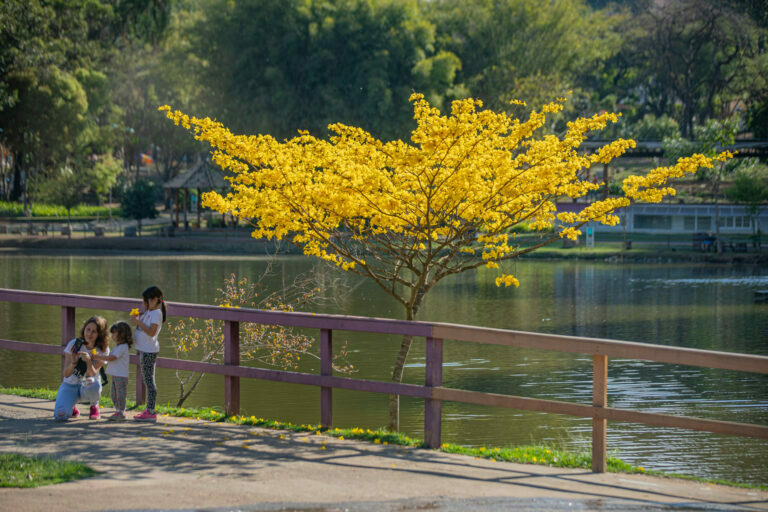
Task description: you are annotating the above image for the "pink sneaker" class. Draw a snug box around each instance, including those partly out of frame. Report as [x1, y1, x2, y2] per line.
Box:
[89, 405, 100, 419]
[72, 406, 80, 418]
[134, 410, 157, 422]
[107, 412, 126, 421]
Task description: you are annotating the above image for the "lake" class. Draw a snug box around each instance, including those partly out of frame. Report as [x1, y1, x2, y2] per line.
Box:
[0, 251, 766, 486]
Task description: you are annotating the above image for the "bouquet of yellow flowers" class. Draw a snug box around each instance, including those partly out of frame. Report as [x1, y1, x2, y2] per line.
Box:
[130, 308, 140, 316]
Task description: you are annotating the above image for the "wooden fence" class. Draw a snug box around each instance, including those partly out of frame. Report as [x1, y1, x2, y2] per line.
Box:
[1, 287, 767, 473]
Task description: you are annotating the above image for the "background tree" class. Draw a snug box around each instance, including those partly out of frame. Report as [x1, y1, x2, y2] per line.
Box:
[36, 166, 85, 236]
[620, 0, 765, 136]
[191, 0, 461, 140]
[163, 94, 729, 430]
[663, 118, 739, 253]
[121, 179, 159, 234]
[430, 0, 621, 119]
[727, 161, 768, 249]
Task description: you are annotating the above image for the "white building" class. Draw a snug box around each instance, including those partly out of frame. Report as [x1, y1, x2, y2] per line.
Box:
[557, 203, 767, 235]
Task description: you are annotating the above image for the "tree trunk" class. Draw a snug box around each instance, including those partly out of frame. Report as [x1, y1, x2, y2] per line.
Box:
[387, 293, 424, 432]
[9, 156, 22, 202]
[714, 169, 722, 254]
[388, 334, 414, 431]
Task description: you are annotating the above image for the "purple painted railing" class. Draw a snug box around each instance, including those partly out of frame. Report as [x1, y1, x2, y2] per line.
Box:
[1, 287, 767, 473]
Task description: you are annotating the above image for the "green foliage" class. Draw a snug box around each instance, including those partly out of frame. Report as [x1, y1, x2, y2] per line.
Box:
[35, 167, 83, 215]
[193, 0, 460, 140]
[625, 114, 681, 140]
[120, 180, 159, 223]
[0, 453, 96, 488]
[610, 0, 766, 137]
[2, 0, 767, 204]
[0, 200, 120, 218]
[430, 0, 622, 113]
[727, 161, 768, 216]
[663, 118, 738, 170]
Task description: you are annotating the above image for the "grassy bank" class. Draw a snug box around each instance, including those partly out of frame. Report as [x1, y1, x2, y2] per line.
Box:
[0, 453, 96, 488]
[1, 386, 764, 491]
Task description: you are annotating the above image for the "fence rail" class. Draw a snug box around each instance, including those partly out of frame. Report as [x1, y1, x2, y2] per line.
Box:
[1, 287, 767, 473]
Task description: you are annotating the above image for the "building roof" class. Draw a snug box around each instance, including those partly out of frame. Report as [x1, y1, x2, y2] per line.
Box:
[163, 161, 229, 190]
[556, 202, 757, 216]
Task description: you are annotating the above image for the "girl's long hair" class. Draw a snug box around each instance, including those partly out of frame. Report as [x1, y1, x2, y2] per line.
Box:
[110, 321, 134, 348]
[142, 285, 167, 322]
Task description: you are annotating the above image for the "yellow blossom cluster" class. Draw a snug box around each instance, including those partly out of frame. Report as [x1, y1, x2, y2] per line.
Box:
[160, 94, 730, 289]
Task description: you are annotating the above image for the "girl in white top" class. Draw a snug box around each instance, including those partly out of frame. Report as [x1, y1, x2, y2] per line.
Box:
[94, 321, 133, 421]
[130, 285, 166, 422]
[53, 316, 110, 421]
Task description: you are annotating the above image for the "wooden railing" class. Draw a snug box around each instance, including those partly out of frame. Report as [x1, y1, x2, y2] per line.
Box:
[1, 287, 767, 473]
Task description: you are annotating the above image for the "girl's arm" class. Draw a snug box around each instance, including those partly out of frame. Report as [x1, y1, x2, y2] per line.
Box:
[135, 320, 160, 337]
[94, 354, 117, 362]
[89, 355, 105, 373]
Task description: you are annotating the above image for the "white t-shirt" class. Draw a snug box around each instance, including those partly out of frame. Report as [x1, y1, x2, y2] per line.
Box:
[105, 343, 130, 378]
[134, 309, 163, 353]
[62, 338, 110, 385]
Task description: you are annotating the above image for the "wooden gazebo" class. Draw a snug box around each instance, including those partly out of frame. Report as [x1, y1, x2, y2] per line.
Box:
[163, 160, 229, 229]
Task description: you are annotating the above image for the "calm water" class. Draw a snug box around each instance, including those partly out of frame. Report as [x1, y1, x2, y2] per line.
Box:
[0, 251, 766, 485]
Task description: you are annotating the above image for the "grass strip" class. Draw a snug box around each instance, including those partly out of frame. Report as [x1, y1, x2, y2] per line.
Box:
[1, 386, 764, 491]
[0, 453, 96, 488]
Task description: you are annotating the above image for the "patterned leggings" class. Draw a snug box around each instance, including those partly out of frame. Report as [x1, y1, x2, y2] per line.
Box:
[140, 352, 158, 413]
[110, 376, 128, 412]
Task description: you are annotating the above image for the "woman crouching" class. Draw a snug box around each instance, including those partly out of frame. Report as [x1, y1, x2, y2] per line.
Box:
[53, 316, 110, 421]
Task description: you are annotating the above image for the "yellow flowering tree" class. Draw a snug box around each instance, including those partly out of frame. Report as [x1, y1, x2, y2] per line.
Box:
[161, 94, 730, 429]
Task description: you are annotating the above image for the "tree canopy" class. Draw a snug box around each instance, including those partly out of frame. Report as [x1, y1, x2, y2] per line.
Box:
[162, 93, 730, 428]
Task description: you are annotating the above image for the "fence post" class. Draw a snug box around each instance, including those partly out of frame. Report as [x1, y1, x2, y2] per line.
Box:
[61, 306, 76, 374]
[424, 336, 443, 449]
[592, 354, 608, 473]
[321, 329, 332, 428]
[225, 320, 240, 416]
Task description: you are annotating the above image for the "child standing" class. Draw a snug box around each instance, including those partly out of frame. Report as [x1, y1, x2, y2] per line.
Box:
[130, 285, 166, 422]
[94, 322, 133, 421]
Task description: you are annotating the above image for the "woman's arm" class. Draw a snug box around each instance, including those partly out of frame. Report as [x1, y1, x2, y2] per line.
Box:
[62, 352, 76, 378]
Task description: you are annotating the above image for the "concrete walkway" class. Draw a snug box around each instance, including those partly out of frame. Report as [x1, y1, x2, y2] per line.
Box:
[0, 394, 765, 512]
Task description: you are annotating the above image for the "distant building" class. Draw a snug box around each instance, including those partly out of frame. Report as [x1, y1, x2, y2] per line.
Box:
[557, 203, 767, 235]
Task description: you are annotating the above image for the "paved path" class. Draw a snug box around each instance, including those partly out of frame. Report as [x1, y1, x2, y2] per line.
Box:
[0, 394, 766, 512]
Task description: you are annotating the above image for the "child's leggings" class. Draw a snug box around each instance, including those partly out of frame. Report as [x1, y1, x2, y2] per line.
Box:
[139, 352, 158, 413]
[110, 376, 128, 412]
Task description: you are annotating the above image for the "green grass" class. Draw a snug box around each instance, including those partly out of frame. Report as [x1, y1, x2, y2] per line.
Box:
[0, 453, 96, 488]
[1, 386, 765, 491]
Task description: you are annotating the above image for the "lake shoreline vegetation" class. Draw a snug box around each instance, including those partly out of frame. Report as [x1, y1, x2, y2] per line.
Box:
[1, 386, 764, 491]
[0, 232, 765, 265]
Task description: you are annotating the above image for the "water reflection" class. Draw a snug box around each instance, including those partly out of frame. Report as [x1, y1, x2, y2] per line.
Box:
[0, 253, 766, 485]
